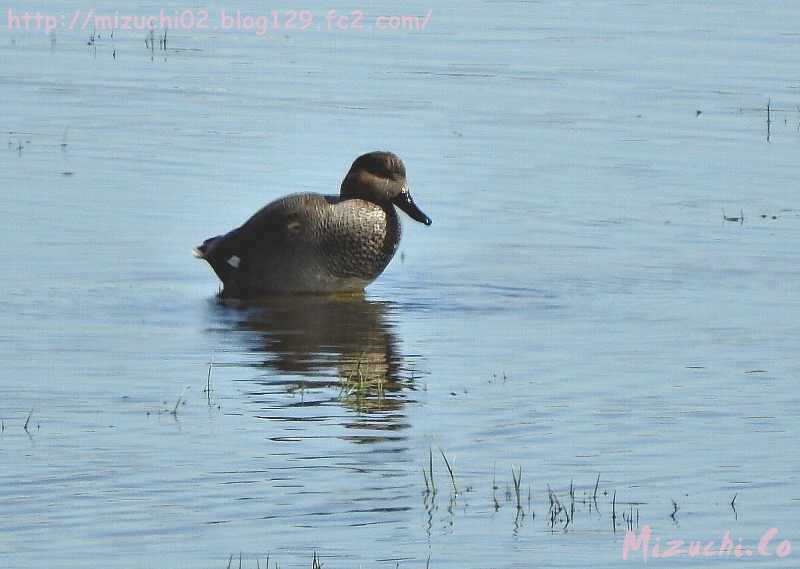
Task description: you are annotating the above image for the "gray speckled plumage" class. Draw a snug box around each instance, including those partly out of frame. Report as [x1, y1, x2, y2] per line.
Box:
[194, 152, 431, 295]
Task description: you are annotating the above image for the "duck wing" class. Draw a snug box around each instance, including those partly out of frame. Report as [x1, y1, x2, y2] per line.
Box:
[194, 193, 334, 291]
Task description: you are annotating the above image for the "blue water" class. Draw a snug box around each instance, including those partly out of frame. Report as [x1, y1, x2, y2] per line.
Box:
[1, 1, 798, 568]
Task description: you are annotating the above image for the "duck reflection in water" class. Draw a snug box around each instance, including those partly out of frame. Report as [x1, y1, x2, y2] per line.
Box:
[210, 293, 421, 417]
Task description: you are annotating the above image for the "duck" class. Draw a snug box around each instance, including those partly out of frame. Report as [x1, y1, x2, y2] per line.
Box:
[193, 151, 431, 296]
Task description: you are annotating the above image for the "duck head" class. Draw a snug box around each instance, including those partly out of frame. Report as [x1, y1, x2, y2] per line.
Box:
[341, 151, 432, 225]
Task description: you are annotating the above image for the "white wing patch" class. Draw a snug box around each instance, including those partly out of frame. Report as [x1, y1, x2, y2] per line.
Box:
[227, 255, 241, 268]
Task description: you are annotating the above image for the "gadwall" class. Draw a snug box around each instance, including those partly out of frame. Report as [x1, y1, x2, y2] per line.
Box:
[193, 151, 431, 295]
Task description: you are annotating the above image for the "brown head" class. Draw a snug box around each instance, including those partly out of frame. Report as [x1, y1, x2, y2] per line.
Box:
[340, 151, 432, 225]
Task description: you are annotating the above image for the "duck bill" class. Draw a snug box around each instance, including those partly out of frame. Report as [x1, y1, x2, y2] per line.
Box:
[393, 188, 432, 225]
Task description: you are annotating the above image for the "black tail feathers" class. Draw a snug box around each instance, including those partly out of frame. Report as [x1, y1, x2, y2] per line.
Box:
[192, 235, 221, 259]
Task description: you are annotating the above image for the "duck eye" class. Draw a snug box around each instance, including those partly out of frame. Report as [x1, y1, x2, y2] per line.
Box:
[387, 161, 403, 179]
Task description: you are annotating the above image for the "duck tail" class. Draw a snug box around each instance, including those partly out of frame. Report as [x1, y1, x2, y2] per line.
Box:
[192, 235, 219, 259]
[193, 234, 242, 291]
